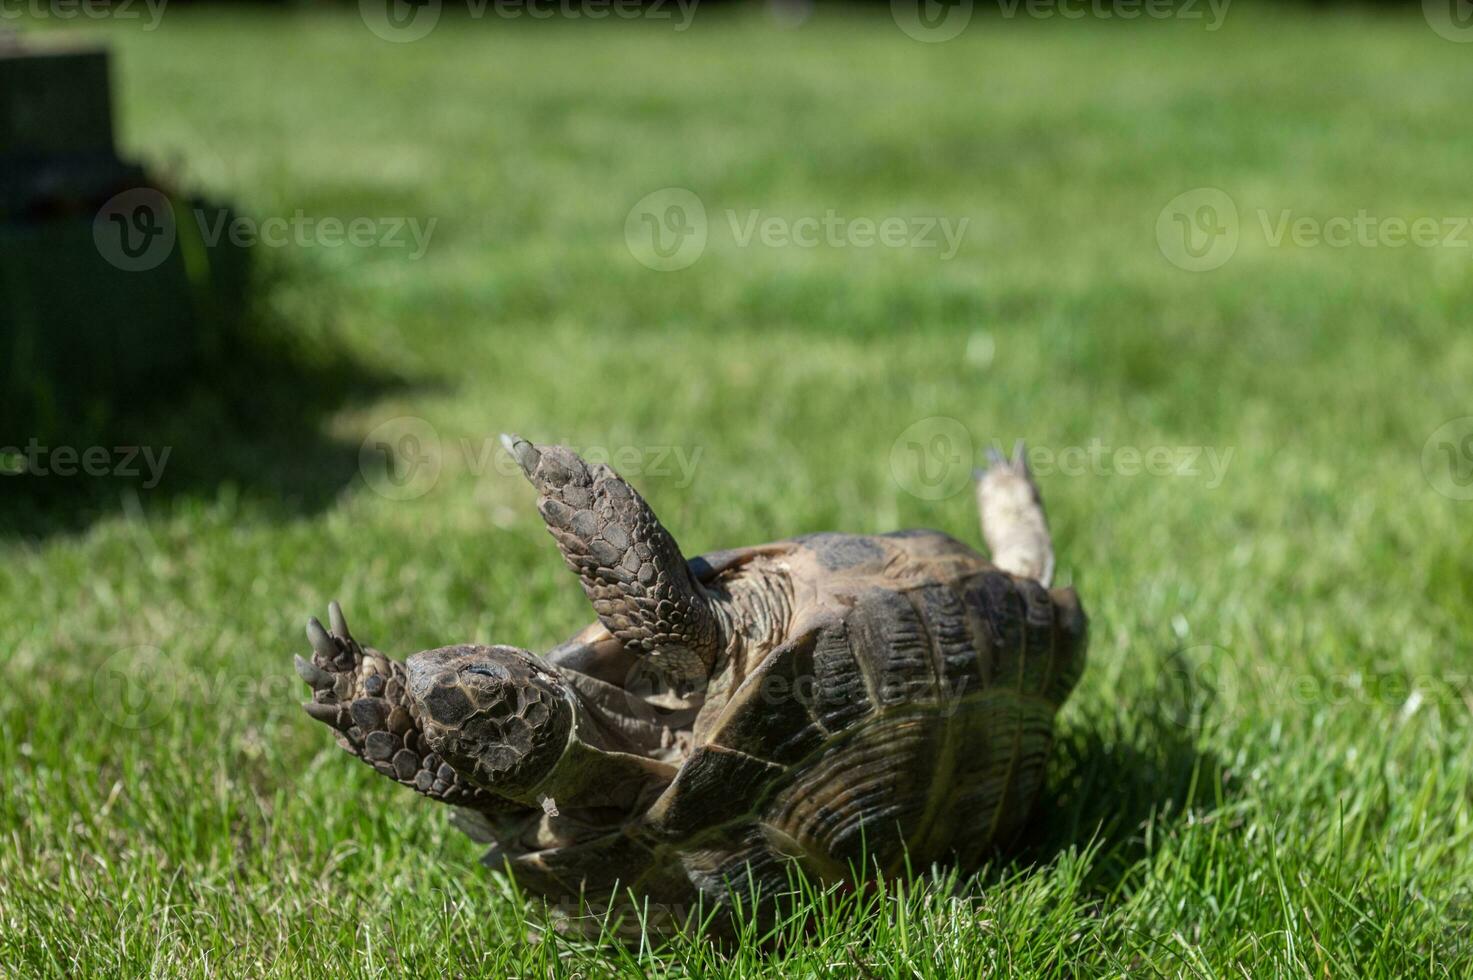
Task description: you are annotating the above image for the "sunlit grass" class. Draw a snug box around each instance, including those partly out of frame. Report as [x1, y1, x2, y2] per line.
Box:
[3, 5, 1473, 976]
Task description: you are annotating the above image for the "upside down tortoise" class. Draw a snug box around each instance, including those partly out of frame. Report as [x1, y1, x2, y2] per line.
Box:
[295, 435, 1086, 928]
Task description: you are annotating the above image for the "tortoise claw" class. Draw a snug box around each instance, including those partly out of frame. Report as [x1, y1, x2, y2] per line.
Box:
[307, 617, 336, 662]
[500, 433, 540, 479]
[328, 600, 352, 643]
[980, 442, 1029, 475]
[294, 654, 333, 690]
[303, 700, 343, 727]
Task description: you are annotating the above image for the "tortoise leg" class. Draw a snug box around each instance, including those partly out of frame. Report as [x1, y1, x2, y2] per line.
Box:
[975, 442, 1055, 587]
[500, 434, 725, 680]
[295, 602, 519, 816]
[405, 644, 678, 815]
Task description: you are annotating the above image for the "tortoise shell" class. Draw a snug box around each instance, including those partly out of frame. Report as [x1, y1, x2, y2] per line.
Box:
[511, 529, 1085, 915]
[297, 439, 1087, 930]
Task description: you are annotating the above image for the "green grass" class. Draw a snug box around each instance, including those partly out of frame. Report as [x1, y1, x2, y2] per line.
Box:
[6, 4, 1473, 975]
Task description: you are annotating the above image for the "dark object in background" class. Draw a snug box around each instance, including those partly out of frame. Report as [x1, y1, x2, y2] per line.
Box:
[0, 37, 248, 437]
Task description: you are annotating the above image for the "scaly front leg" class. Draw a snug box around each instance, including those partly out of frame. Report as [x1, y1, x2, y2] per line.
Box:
[296, 604, 676, 820]
[501, 434, 726, 684]
[295, 602, 518, 815]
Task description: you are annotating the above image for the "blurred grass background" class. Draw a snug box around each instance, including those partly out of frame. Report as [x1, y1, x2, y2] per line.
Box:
[3, 4, 1473, 975]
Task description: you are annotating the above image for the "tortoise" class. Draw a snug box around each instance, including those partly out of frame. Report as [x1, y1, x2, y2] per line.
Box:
[295, 435, 1087, 929]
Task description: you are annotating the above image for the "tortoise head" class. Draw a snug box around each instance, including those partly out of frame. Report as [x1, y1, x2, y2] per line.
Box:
[406, 645, 575, 800]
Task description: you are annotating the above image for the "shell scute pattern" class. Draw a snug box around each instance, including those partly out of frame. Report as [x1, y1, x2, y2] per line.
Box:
[668, 547, 1086, 893]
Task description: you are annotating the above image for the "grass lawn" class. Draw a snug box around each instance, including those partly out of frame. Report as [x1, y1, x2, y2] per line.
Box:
[5, 4, 1473, 975]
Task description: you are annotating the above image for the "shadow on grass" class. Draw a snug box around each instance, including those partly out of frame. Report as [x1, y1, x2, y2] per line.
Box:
[1014, 649, 1233, 898]
[0, 260, 422, 539]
